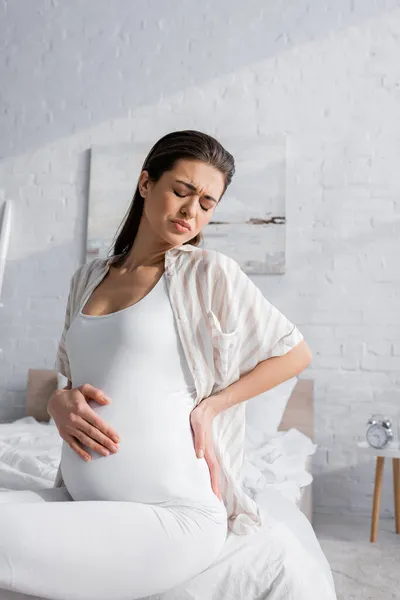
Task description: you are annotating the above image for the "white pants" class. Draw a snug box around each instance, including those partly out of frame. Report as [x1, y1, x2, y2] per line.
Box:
[0, 486, 228, 600]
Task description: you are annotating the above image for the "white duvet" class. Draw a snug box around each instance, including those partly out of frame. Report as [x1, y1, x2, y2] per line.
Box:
[0, 417, 337, 600]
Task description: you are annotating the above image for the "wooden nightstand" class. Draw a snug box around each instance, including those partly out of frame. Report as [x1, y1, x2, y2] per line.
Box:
[357, 442, 400, 543]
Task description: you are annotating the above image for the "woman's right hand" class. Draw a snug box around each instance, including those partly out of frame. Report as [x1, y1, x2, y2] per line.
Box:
[47, 383, 120, 461]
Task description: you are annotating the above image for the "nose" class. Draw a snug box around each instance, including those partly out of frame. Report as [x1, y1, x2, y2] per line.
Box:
[181, 197, 197, 219]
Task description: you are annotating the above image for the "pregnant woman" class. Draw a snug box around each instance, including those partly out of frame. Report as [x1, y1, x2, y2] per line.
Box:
[0, 130, 312, 600]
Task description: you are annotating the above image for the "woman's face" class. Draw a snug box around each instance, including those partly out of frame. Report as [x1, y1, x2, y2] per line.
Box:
[138, 158, 225, 244]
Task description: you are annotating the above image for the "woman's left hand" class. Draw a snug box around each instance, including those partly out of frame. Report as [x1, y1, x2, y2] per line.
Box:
[189, 400, 222, 501]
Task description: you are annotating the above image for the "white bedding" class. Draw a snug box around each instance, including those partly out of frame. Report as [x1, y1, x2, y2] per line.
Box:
[0, 417, 336, 600]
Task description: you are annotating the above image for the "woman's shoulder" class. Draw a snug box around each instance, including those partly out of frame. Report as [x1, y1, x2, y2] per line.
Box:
[179, 247, 245, 301]
[69, 257, 108, 290]
[183, 245, 241, 273]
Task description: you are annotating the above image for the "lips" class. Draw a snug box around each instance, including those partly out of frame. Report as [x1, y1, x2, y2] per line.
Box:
[172, 219, 191, 231]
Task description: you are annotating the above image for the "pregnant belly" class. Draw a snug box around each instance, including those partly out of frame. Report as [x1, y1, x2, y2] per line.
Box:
[60, 398, 218, 507]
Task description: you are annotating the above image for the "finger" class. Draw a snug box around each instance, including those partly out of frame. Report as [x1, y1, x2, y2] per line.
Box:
[204, 451, 222, 500]
[214, 479, 222, 501]
[69, 427, 116, 457]
[78, 383, 112, 406]
[67, 414, 120, 454]
[77, 405, 120, 445]
[194, 428, 206, 459]
[209, 461, 219, 497]
[64, 434, 91, 462]
[210, 468, 222, 500]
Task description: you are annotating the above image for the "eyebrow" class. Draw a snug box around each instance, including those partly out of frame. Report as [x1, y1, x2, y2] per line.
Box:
[174, 179, 218, 203]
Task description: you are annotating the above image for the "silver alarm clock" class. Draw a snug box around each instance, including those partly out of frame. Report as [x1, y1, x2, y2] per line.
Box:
[366, 414, 393, 449]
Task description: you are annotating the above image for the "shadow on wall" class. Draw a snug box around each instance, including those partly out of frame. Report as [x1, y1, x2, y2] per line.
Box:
[1, 0, 394, 158]
[313, 459, 397, 535]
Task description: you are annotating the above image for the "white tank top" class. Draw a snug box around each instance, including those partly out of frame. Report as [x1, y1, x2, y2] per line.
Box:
[60, 272, 222, 511]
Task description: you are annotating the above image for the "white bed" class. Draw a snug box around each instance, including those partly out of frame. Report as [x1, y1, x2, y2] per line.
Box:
[0, 374, 337, 600]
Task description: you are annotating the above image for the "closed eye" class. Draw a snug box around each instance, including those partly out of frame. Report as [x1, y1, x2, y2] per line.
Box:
[174, 191, 210, 211]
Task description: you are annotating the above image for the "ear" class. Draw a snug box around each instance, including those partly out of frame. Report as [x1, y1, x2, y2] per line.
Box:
[138, 170, 150, 198]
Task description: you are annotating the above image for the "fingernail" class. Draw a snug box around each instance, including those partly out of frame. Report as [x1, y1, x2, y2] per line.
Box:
[197, 449, 204, 458]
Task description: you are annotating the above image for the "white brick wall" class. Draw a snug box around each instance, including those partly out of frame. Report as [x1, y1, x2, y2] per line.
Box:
[1, 1, 399, 518]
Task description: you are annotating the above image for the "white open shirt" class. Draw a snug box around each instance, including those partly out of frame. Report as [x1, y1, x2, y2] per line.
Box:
[54, 243, 304, 536]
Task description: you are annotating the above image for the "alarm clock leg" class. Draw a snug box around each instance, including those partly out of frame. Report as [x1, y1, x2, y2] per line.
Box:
[370, 456, 384, 543]
[393, 458, 400, 534]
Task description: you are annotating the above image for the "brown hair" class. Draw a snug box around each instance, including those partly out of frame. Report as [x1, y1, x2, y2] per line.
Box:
[109, 130, 235, 262]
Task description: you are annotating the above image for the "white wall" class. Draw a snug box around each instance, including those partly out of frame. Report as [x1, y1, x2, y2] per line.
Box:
[1, 0, 399, 518]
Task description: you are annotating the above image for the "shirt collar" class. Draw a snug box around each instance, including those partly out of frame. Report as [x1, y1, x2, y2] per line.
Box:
[105, 243, 197, 269]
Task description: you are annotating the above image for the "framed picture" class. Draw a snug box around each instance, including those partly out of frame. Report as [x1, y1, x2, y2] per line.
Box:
[87, 133, 286, 274]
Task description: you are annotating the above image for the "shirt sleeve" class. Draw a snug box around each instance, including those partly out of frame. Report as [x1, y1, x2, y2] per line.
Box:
[54, 271, 77, 381]
[210, 252, 304, 377]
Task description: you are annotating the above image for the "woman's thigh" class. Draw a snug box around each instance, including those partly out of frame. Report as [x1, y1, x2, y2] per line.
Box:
[0, 489, 227, 600]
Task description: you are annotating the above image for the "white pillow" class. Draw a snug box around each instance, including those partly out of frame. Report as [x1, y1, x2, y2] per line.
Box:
[245, 377, 298, 437]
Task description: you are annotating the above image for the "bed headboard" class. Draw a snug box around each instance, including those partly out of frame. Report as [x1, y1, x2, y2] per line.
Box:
[26, 369, 59, 423]
[278, 378, 314, 440]
[26, 369, 314, 440]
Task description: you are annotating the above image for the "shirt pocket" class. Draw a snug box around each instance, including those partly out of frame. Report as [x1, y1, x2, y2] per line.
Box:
[207, 310, 241, 382]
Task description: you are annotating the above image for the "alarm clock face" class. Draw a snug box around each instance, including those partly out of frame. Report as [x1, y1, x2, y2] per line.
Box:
[366, 423, 389, 449]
